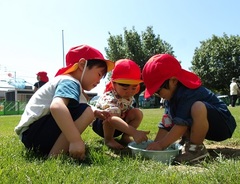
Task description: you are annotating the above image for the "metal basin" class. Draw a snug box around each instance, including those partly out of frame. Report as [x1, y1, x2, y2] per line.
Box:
[128, 140, 182, 164]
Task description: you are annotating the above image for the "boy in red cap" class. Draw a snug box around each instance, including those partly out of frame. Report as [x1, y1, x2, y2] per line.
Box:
[92, 59, 150, 149]
[33, 71, 49, 92]
[15, 45, 114, 160]
[142, 54, 236, 164]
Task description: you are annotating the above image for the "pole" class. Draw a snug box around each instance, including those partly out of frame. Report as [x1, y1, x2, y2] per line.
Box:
[62, 30, 65, 67]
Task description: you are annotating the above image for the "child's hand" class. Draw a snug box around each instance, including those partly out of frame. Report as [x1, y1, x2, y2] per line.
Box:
[146, 141, 164, 151]
[94, 109, 111, 120]
[69, 140, 86, 160]
[133, 130, 150, 144]
[107, 107, 121, 117]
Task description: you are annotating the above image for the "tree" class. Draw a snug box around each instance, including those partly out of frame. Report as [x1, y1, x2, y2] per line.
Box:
[191, 33, 240, 94]
[105, 26, 174, 106]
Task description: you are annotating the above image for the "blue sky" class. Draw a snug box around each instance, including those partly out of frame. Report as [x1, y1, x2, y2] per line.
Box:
[0, 0, 239, 94]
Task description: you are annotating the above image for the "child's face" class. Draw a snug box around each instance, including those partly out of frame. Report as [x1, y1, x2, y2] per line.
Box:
[154, 78, 178, 100]
[81, 66, 106, 91]
[37, 75, 40, 81]
[113, 83, 138, 99]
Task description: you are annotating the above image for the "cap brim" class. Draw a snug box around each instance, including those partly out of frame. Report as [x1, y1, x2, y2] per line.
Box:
[144, 89, 152, 99]
[55, 59, 114, 76]
[105, 60, 115, 72]
[63, 63, 79, 75]
[113, 79, 143, 85]
[143, 69, 201, 98]
[143, 78, 165, 98]
[55, 63, 78, 76]
[177, 69, 201, 89]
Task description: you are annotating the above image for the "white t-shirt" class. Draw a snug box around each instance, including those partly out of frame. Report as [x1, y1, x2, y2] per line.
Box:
[14, 75, 87, 138]
[230, 82, 239, 95]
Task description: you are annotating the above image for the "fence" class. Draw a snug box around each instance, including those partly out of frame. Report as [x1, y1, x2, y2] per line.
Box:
[0, 96, 237, 116]
[0, 101, 26, 115]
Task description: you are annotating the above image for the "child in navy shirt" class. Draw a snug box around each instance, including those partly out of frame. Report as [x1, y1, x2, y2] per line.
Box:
[142, 54, 237, 164]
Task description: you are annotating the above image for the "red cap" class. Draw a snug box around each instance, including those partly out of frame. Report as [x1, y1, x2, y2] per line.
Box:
[112, 59, 143, 84]
[36, 71, 49, 82]
[55, 45, 114, 76]
[105, 59, 143, 93]
[142, 54, 201, 98]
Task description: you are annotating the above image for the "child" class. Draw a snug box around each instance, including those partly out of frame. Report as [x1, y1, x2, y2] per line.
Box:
[33, 71, 49, 92]
[92, 59, 150, 149]
[15, 45, 114, 160]
[142, 54, 237, 164]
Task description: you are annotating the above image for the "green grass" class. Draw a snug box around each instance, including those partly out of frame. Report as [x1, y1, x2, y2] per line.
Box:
[1, 107, 240, 184]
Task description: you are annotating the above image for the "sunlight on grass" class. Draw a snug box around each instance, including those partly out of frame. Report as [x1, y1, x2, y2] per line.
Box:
[0, 107, 240, 183]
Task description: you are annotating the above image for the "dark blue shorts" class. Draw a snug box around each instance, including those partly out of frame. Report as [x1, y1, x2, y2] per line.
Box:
[203, 102, 236, 141]
[92, 118, 123, 138]
[22, 103, 89, 156]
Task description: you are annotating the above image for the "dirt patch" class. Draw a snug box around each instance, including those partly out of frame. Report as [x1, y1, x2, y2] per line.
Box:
[206, 144, 240, 158]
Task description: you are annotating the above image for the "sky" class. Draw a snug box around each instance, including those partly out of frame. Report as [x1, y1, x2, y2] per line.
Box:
[0, 0, 239, 94]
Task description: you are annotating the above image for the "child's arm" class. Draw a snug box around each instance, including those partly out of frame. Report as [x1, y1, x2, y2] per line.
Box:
[154, 128, 168, 142]
[91, 105, 111, 120]
[50, 97, 85, 159]
[146, 125, 187, 150]
[106, 116, 149, 143]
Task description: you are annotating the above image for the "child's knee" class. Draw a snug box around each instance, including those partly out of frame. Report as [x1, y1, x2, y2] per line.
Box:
[128, 108, 143, 119]
[135, 108, 143, 114]
[84, 106, 95, 121]
[191, 101, 207, 117]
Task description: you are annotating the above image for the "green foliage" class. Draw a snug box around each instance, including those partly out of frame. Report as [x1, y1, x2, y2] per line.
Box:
[191, 33, 240, 94]
[105, 26, 174, 69]
[105, 26, 174, 103]
[1, 107, 240, 183]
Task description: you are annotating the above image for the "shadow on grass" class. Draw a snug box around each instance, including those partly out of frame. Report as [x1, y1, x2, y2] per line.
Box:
[89, 139, 132, 157]
[21, 140, 133, 166]
[21, 142, 240, 167]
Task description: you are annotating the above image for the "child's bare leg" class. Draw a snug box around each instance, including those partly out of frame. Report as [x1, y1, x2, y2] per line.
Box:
[120, 108, 143, 144]
[190, 101, 209, 144]
[103, 120, 124, 149]
[49, 107, 95, 157]
[173, 102, 209, 163]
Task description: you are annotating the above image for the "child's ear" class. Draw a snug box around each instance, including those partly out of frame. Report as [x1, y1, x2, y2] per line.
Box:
[78, 59, 86, 71]
[135, 84, 140, 94]
[170, 77, 178, 86]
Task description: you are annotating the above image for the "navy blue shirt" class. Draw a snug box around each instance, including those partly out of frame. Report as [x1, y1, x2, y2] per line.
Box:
[161, 84, 234, 131]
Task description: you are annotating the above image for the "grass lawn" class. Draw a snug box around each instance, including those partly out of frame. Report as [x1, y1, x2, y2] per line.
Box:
[0, 107, 240, 183]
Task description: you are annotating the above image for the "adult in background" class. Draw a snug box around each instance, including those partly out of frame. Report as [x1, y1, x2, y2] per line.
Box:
[230, 77, 240, 107]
